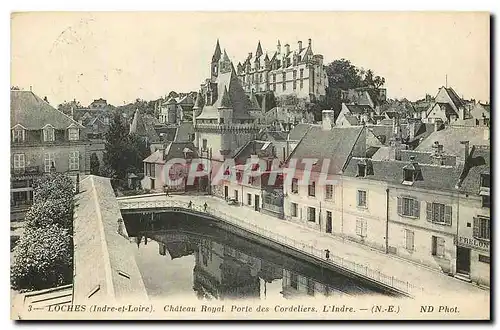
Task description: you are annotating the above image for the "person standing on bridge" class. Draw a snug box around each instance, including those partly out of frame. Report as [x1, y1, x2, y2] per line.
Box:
[165, 186, 170, 197]
[188, 201, 192, 209]
[325, 249, 330, 260]
[204, 202, 208, 212]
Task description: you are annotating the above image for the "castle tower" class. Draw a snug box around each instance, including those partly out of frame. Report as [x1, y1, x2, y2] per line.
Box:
[219, 49, 232, 74]
[166, 97, 178, 124]
[218, 86, 233, 124]
[211, 39, 222, 82]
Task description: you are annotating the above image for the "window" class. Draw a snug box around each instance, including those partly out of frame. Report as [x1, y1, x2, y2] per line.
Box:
[307, 278, 315, 296]
[12, 129, 25, 143]
[325, 185, 333, 200]
[68, 128, 79, 141]
[293, 70, 297, 90]
[202, 139, 208, 151]
[44, 153, 55, 173]
[13, 154, 25, 170]
[357, 164, 366, 177]
[403, 169, 414, 182]
[282, 72, 286, 90]
[291, 202, 298, 217]
[247, 193, 252, 205]
[308, 181, 315, 197]
[43, 126, 55, 142]
[300, 69, 304, 88]
[69, 151, 79, 171]
[307, 207, 316, 222]
[273, 74, 276, 82]
[431, 236, 445, 257]
[405, 229, 415, 251]
[357, 190, 367, 208]
[291, 178, 298, 193]
[398, 197, 420, 218]
[482, 195, 490, 208]
[473, 216, 490, 240]
[479, 255, 490, 264]
[290, 273, 298, 290]
[219, 118, 224, 124]
[356, 218, 367, 237]
[480, 174, 490, 188]
[426, 202, 452, 225]
[234, 190, 238, 202]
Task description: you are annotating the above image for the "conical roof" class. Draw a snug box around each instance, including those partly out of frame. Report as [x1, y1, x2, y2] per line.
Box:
[218, 86, 232, 109]
[193, 92, 204, 109]
[212, 39, 222, 63]
[256, 41, 263, 58]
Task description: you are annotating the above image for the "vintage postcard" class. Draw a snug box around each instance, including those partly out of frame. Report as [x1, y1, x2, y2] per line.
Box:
[10, 11, 490, 320]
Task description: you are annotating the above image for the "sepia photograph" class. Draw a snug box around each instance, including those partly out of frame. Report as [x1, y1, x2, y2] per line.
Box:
[9, 11, 491, 320]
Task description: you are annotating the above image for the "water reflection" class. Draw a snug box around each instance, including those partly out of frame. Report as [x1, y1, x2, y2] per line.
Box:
[127, 214, 387, 301]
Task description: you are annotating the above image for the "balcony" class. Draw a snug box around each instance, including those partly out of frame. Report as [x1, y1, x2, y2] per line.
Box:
[11, 166, 41, 177]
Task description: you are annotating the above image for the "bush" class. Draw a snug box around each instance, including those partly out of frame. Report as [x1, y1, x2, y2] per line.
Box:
[25, 198, 74, 229]
[11, 224, 73, 291]
[33, 173, 74, 203]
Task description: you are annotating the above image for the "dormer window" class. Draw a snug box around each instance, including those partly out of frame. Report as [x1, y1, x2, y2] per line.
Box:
[43, 125, 55, 142]
[12, 128, 25, 143]
[402, 157, 422, 185]
[68, 128, 79, 141]
[357, 164, 366, 177]
[480, 174, 490, 188]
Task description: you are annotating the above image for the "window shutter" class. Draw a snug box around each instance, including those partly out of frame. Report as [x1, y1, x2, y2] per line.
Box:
[473, 217, 479, 237]
[426, 202, 433, 222]
[413, 199, 420, 218]
[362, 220, 367, 237]
[431, 236, 437, 255]
[444, 206, 452, 225]
[397, 197, 402, 215]
[357, 191, 360, 206]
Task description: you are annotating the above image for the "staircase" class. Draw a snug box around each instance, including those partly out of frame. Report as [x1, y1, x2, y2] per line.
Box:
[21, 284, 73, 312]
[454, 273, 472, 283]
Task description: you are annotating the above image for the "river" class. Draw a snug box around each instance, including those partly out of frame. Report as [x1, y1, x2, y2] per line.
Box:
[122, 212, 393, 301]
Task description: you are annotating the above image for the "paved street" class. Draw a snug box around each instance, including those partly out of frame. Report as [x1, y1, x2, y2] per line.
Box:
[119, 193, 490, 298]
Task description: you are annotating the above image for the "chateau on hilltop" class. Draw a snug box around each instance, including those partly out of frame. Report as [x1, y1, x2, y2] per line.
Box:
[193, 41, 262, 162]
[236, 39, 328, 102]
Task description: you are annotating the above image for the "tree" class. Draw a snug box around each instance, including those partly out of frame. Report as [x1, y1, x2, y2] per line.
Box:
[103, 112, 150, 179]
[167, 91, 179, 99]
[90, 153, 100, 175]
[33, 173, 74, 204]
[11, 86, 20, 90]
[11, 224, 73, 291]
[58, 99, 82, 116]
[361, 69, 386, 89]
[25, 198, 73, 229]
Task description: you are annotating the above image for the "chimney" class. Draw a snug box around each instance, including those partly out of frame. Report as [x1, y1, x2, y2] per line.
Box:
[308, 38, 312, 47]
[277, 40, 281, 54]
[322, 110, 335, 131]
[460, 141, 470, 161]
[285, 44, 290, 55]
[29, 85, 32, 92]
[298, 40, 303, 52]
[248, 52, 252, 59]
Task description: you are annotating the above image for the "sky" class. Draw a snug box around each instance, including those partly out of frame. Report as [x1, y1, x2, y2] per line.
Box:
[11, 12, 490, 107]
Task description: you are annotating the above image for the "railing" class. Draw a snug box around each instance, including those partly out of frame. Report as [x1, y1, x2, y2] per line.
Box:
[119, 199, 424, 297]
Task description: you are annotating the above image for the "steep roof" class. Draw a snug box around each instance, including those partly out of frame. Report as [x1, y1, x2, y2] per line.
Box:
[345, 104, 373, 114]
[344, 157, 463, 192]
[288, 123, 311, 140]
[11, 90, 84, 130]
[415, 126, 489, 161]
[287, 126, 364, 174]
[197, 64, 254, 120]
[212, 39, 222, 63]
[457, 145, 490, 194]
[129, 109, 160, 142]
[174, 122, 195, 142]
